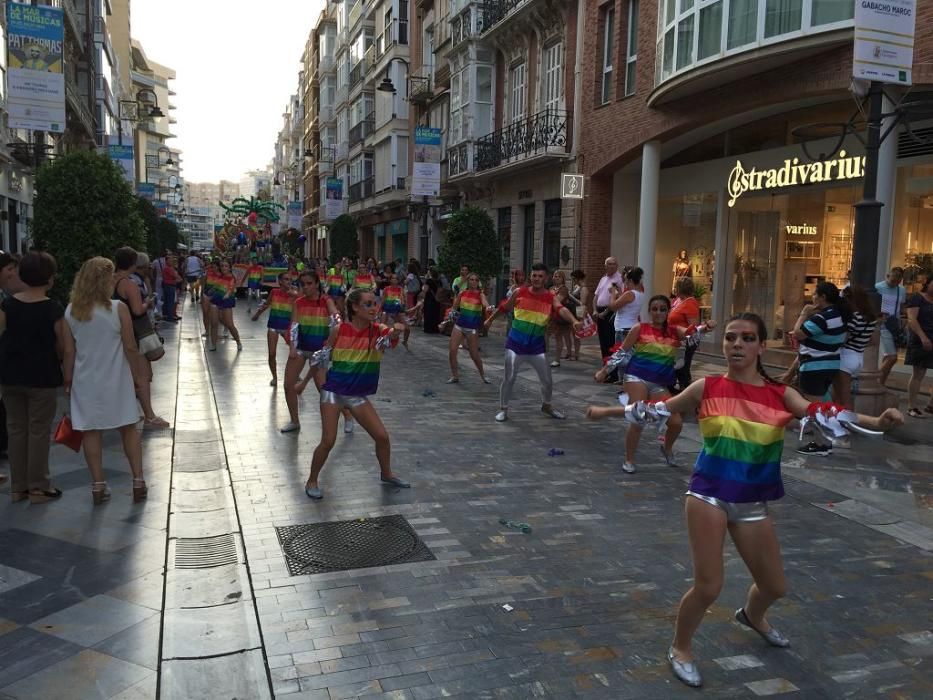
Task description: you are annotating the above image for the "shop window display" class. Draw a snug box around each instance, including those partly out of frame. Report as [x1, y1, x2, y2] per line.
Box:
[891, 163, 933, 295]
[656, 193, 716, 319]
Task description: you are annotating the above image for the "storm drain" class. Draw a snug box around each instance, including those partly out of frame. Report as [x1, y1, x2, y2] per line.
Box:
[172, 533, 240, 569]
[275, 515, 435, 576]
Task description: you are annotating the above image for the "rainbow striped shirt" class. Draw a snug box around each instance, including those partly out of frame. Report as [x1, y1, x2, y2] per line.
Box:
[266, 288, 294, 332]
[353, 273, 375, 291]
[204, 273, 224, 301]
[458, 290, 484, 330]
[326, 272, 345, 297]
[247, 265, 263, 289]
[382, 286, 403, 313]
[690, 376, 792, 503]
[295, 296, 330, 352]
[626, 324, 680, 385]
[321, 322, 387, 396]
[507, 287, 555, 355]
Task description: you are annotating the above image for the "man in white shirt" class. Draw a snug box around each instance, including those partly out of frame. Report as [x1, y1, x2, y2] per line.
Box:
[592, 257, 623, 359]
[185, 253, 204, 302]
[875, 266, 907, 386]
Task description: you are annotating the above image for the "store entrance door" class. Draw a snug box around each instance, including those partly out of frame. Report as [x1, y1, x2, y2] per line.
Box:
[727, 209, 782, 338]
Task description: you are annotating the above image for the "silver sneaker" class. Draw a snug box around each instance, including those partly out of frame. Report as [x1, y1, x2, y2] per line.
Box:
[622, 461, 637, 474]
[735, 608, 790, 647]
[542, 405, 565, 419]
[668, 647, 702, 688]
[344, 418, 355, 434]
[495, 410, 508, 422]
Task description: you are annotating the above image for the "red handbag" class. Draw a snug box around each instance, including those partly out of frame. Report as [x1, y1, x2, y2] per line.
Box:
[54, 415, 83, 452]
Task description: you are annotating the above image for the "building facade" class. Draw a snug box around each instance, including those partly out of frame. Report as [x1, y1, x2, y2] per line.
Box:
[577, 0, 933, 349]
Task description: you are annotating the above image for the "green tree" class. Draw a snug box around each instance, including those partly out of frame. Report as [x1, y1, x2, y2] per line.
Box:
[437, 207, 499, 282]
[32, 150, 146, 301]
[329, 215, 358, 261]
[136, 198, 161, 256]
[155, 217, 180, 253]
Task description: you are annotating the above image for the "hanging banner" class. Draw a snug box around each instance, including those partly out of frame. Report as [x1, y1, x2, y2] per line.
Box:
[287, 201, 302, 230]
[6, 2, 66, 132]
[137, 183, 156, 201]
[853, 0, 916, 85]
[411, 126, 441, 198]
[108, 144, 135, 186]
[325, 177, 343, 221]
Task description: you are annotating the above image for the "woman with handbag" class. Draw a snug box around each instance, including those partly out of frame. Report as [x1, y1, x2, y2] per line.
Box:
[113, 247, 169, 429]
[0, 252, 66, 503]
[63, 257, 147, 505]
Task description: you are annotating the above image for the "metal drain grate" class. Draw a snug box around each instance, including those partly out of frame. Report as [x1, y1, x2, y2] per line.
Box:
[173, 534, 240, 569]
[275, 515, 435, 576]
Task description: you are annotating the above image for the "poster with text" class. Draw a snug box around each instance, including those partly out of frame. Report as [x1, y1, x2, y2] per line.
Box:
[325, 177, 344, 221]
[109, 144, 135, 186]
[6, 2, 65, 132]
[287, 201, 303, 230]
[853, 0, 916, 85]
[412, 126, 441, 198]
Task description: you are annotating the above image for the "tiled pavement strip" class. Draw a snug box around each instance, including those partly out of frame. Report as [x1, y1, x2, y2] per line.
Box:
[0, 301, 931, 698]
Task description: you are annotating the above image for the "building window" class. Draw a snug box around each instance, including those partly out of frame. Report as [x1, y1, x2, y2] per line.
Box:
[509, 62, 526, 124]
[624, 0, 638, 96]
[727, 0, 758, 49]
[543, 199, 562, 272]
[399, 0, 409, 45]
[523, 203, 535, 273]
[542, 42, 562, 113]
[764, 0, 801, 37]
[601, 5, 614, 104]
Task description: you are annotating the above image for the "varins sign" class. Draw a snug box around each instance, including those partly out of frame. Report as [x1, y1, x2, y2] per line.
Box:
[727, 150, 865, 207]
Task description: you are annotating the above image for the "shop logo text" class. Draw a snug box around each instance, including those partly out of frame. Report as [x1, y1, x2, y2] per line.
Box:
[785, 223, 818, 236]
[727, 151, 865, 207]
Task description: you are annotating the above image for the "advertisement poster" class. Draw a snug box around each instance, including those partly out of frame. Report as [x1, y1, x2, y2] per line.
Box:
[853, 0, 916, 85]
[412, 126, 441, 198]
[287, 201, 302, 230]
[6, 2, 66, 132]
[137, 183, 156, 201]
[325, 177, 343, 221]
[109, 144, 135, 186]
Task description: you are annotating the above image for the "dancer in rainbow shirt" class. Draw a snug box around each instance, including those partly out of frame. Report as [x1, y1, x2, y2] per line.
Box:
[208, 260, 243, 352]
[351, 262, 375, 292]
[592, 294, 706, 473]
[484, 263, 580, 422]
[447, 273, 491, 384]
[325, 260, 347, 315]
[245, 260, 263, 311]
[200, 260, 221, 337]
[380, 273, 411, 348]
[251, 270, 297, 386]
[304, 288, 409, 500]
[587, 313, 902, 689]
[280, 271, 352, 433]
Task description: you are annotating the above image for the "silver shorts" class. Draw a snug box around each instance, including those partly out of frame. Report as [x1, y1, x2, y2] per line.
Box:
[454, 325, 477, 336]
[686, 491, 769, 523]
[623, 374, 668, 395]
[320, 390, 368, 408]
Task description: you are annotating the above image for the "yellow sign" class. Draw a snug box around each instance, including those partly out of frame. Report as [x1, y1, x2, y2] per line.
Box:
[727, 151, 865, 207]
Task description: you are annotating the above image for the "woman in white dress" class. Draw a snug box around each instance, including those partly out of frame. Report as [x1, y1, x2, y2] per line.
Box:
[62, 257, 147, 505]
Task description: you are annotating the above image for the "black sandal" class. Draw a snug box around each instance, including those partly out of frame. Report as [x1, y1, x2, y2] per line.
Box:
[907, 408, 924, 418]
[28, 487, 63, 504]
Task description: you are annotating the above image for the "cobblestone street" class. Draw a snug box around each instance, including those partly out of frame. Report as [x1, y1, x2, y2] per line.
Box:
[1, 304, 931, 699]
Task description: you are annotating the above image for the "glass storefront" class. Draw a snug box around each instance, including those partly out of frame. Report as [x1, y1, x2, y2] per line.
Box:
[656, 192, 718, 319]
[892, 163, 933, 295]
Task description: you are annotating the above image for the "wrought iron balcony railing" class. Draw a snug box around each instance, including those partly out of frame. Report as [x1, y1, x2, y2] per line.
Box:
[480, 0, 530, 34]
[349, 115, 375, 148]
[408, 75, 432, 104]
[348, 176, 374, 203]
[447, 142, 470, 178]
[474, 108, 571, 172]
[349, 61, 364, 89]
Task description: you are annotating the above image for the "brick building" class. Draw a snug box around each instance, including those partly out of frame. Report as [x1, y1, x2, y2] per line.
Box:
[577, 0, 933, 346]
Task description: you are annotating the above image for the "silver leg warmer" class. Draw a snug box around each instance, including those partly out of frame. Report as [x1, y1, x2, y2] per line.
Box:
[499, 349, 553, 409]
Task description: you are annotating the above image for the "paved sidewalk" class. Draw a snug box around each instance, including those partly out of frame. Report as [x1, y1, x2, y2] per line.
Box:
[1, 303, 931, 699]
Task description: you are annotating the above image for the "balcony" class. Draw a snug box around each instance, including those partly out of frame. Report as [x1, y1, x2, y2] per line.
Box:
[65, 78, 95, 139]
[349, 0, 363, 29]
[94, 16, 114, 65]
[480, 0, 541, 39]
[474, 108, 571, 173]
[52, 0, 84, 50]
[447, 142, 471, 178]
[348, 113, 374, 148]
[408, 75, 432, 105]
[319, 55, 336, 74]
[319, 103, 334, 123]
[349, 60, 365, 90]
[348, 176, 374, 203]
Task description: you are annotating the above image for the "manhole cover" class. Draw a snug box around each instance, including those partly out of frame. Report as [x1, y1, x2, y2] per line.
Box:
[275, 515, 435, 576]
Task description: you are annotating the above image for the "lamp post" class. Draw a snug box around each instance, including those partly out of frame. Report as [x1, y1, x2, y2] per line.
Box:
[117, 89, 165, 146]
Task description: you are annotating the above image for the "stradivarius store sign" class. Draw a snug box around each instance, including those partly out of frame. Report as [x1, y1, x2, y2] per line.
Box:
[726, 150, 865, 207]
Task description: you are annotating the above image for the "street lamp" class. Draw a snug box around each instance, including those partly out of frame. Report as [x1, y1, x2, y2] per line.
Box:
[375, 57, 410, 96]
[117, 89, 166, 145]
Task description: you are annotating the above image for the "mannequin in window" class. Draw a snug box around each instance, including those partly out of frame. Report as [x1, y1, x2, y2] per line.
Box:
[672, 249, 692, 293]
